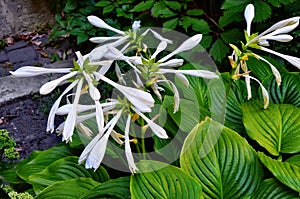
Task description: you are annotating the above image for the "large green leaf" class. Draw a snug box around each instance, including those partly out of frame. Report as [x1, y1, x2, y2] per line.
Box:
[286, 154, 300, 167]
[258, 152, 300, 193]
[180, 118, 263, 199]
[131, 160, 203, 199]
[251, 178, 299, 199]
[29, 156, 109, 193]
[242, 101, 300, 156]
[35, 178, 100, 199]
[16, 144, 74, 181]
[82, 177, 130, 199]
[263, 72, 300, 107]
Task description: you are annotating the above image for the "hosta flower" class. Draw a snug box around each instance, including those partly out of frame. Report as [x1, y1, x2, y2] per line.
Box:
[10, 51, 106, 141]
[244, 4, 300, 70]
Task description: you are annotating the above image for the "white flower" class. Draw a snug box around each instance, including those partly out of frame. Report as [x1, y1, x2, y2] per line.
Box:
[132, 21, 141, 31]
[158, 34, 202, 63]
[79, 109, 123, 171]
[62, 78, 83, 142]
[243, 75, 269, 109]
[131, 106, 168, 139]
[244, 4, 255, 35]
[243, 4, 300, 69]
[93, 72, 155, 112]
[124, 115, 139, 173]
[10, 67, 72, 77]
[87, 16, 125, 35]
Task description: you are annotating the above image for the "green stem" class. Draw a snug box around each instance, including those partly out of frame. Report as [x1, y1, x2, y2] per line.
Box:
[141, 119, 147, 160]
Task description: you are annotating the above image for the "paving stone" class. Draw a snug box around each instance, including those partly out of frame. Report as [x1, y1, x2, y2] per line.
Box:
[0, 51, 8, 63]
[5, 40, 27, 51]
[0, 59, 73, 105]
[7, 46, 37, 64]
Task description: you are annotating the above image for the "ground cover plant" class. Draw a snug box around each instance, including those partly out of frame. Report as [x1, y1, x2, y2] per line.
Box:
[0, 1, 300, 198]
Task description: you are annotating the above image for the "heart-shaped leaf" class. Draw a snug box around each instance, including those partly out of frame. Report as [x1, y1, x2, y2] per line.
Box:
[131, 160, 202, 199]
[263, 72, 300, 107]
[180, 118, 263, 199]
[35, 178, 100, 199]
[258, 152, 300, 193]
[82, 177, 130, 199]
[29, 156, 109, 193]
[16, 144, 74, 181]
[251, 178, 299, 199]
[242, 101, 300, 156]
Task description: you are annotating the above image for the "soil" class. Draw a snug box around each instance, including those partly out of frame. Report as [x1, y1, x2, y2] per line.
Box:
[0, 95, 64, 160]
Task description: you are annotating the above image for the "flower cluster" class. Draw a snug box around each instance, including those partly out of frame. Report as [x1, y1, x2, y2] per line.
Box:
[10, 16, 218, 172]
[229, 4, 300, 109]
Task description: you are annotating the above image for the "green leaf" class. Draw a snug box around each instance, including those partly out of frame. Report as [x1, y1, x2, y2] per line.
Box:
[151, 1, 166, 17]
[221, 0, 250, 9]
[209, 39, 230, 62]
[35, 178, 100, 199]
[64, 1, 77, 12]
[190, 18, 210, 34]
[131, 160, 203, 199]
[162, 95, 209, 133]
[130, 1, 154, 12]
[241, 101, 300, 156]
[253, 1, 272, 22]
[187, 9, 204, 16]
[286, 154, 300, 167]
[76, 34, 89, 44]
[258, 152, 300, 193]
[263, 72, 300, 107]
[82, 177, 130, 199]
[163, 17, 178, 29]
[29, 156, 109, 193]
[180, 118, 264, 199]
[103, 5, 115, 14]
[179, 16, 192, 31]
[221, 28, 243, 43]
[251, 178, 299, 199]
[16, 144, 74, 181]
[219, 10, 243, 28]
[165, 1, 182, 10]
[95, 1, 112, 7]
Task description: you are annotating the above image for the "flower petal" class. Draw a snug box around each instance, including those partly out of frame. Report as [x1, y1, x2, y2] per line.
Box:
[10, 66, 72, 77]
[62, 78, 83, 142]
[260, 47, 300, 69]
[132, 21, 141, 31]
[124, 115, 139, 173]
[83, 71, 101, 101]
[157, 59, 184, 67]
[132, 107, 168, 139]
[89, 36, 123, 43]
[244, 4, 255, 35]
[87, 15, 124, 35]
[159, 68, 219, 79]
[158, 34, 202, 63]
[259, 34, 293, 43]
[39, 71, 78, 95]
[151, 41, 168, 59]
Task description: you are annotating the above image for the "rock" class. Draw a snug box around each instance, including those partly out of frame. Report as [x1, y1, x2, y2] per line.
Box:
[5, 41, 27, 52]
[7, 46, 37, 64]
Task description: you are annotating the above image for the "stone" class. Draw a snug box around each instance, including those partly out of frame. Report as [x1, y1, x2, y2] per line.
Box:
[7, 46, 37, 64]
[5, 41, 27, 52]
[0, 59, 73, 105]
[0, 1, 54, 36]
[0, 51, 8, 63]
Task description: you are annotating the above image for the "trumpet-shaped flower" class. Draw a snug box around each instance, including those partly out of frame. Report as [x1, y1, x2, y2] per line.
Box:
[244, 4, 300, 70]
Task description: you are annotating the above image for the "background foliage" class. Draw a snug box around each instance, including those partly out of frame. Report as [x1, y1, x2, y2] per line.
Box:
[0, 0, 299, 198]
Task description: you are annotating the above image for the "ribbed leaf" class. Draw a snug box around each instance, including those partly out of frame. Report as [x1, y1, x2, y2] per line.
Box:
[16, 144, 73, 181]
[131, 160, 202, 199]
[82, 177, 130, 199]
[252, 178, 299, 199]
[258, 152, 300, 193]
[242, 101, 300, 156]
[286, 154, 300, 167]
[263, 72, 300, 107]
[35, 178, 100, 199]
[29, 156, 109, 193]
[180, 118, 263, 199]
